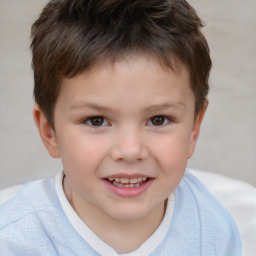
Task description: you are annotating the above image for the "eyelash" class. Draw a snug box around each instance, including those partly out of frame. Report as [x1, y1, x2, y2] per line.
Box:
[147, 116, 172, 126]
[82, 115, 172, 127]
[83, 116, 110, 127]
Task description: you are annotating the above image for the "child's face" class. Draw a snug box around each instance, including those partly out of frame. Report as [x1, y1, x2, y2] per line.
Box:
[36, 54, 204, 221]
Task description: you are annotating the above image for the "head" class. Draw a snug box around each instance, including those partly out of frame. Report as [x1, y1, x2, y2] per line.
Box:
[31, 0, 212, 236]
[31, 0, 211, 129]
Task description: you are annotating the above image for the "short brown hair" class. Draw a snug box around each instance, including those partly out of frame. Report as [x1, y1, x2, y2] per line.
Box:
[31, 0, 212, 128]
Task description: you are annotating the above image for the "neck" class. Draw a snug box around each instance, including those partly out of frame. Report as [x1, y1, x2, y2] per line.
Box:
[63, 176, 166, 254]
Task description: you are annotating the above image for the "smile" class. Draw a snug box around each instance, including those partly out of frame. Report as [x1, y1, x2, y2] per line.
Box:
[106, 177, 148, 188]
[103, 175, 154, 197]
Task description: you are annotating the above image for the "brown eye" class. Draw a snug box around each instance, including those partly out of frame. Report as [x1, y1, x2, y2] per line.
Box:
[150, 116, 168, 126]
[91, 117, 104, 126]
[85, 116, 109, 127]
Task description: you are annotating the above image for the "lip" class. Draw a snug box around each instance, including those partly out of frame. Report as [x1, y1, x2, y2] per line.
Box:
[104, 173, 152, 179]
[102, 177, 154, 198]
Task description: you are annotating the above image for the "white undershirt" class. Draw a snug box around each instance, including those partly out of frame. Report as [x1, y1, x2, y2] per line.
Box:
[55, 169, 175, 256]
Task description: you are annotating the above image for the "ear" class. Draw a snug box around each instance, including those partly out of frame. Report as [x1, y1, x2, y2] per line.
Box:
[33, 105, 60, 158]
[187, 102, 208, 159]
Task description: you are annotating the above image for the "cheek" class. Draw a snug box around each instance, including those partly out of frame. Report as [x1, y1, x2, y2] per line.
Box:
[60, 136, 109, 196]
[152, 131, 191, 167]
[58, 131, 108, 176]
[153, 134, 191, 194]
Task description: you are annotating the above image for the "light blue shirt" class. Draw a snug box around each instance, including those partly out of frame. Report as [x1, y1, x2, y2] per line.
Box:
[0, 171, 242, 255]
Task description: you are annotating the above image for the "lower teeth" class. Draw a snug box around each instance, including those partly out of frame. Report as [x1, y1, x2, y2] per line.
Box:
[112, 181, 142, 188]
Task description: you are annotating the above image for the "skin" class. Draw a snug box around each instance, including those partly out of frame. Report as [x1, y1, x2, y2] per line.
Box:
[34, 54, 206, 253]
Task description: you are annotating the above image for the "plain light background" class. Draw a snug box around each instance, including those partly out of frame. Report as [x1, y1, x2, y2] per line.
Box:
[0, 0, 255, 189]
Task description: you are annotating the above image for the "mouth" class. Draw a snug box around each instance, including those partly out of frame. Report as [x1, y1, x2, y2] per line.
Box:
[103, 175, 153, 197]
[105, 177, 149, 188]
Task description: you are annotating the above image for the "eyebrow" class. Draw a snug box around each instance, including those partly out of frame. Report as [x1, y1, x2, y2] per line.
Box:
[144, 102, 186, 112]
[69, 102, 112, 111]
[69, 101, 186, 112]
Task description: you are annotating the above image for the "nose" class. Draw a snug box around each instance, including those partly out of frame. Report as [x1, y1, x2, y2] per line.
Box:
[110, 127, 149, 162]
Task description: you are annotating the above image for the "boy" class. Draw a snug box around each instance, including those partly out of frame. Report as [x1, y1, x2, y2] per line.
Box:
[0, 0, 242, 255]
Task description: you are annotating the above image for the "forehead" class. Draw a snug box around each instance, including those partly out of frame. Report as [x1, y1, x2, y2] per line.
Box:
[56, 54, 194, 111]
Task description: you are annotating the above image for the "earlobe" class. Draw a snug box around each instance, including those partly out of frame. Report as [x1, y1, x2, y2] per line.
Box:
[187, 102, 208, 159]
[33, 105, 60, 158]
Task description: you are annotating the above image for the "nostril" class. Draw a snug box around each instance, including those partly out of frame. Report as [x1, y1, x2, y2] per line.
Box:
[110, 143, 148, 162]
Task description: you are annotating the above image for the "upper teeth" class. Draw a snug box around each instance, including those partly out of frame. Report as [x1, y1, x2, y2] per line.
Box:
[107, 177, 147, 184]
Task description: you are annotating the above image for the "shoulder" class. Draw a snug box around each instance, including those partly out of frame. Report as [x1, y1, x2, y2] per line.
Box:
[152, 171, 243, 255]
[190, 169, 256, 256]
[178, 170, 241, 229]
[0, 176, 99, 255]
[0, 184, 22, 203]
[0, 178, 64, 254]
[0, 178, 57, 230]
[169, 170, 242, 255]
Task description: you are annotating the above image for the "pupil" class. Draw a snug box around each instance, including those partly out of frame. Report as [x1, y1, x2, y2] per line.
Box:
[152, 116, 164, 125]
[91, 117, 103, 126]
